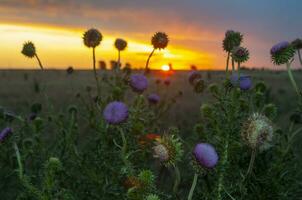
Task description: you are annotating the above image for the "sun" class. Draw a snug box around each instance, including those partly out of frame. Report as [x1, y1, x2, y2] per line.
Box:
[161, 64, 170, 71]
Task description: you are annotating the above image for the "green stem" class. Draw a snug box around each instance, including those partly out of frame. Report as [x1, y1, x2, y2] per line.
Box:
[173, 165, 181, 195]
[286, 62, 300, 98]
[119, 128, 132, 173]
[217, 134, 229, 200]
[117, 50, 121, 70]
[226, 52, 230, 77]
[187, 173, 198, 200]
[298, 50, 302, 67]
[92, 47, 100, 96]
[35, 54, 44, 70]
[145, 48, 155, 74]
[246, 149, 256, 176]
[13, 142, 23, 180]
[238, 62, 241, 78]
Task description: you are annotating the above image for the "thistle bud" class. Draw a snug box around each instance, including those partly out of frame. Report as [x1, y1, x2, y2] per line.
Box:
[21, 41, 36, 58]
[231, 46, 249, 63]
[241, 113, 274, 151]
[193, 79, 206, 93]
[115, 38, 128, 51]
[270, 41, 295, 65]
[151, 32, 169, 50]
[83, 28, 102, 48]
[145, 194, 160, 200]
[222, 30, 243, 52]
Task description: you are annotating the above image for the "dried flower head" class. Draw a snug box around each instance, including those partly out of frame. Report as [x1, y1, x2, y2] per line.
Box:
[103, 101, 128, 124]
[21, 41, 36, 58]
[241, 113, 273, 151]
[223, 30, 243, 52]
[270, 41, 295, 65]
[153, 135, 183, 167]
[115, 38, 128, 51]
[151, 32, 169, 49]
[83, 28, 103, 48]
[231, 46, 249, 63]
[130, 74, 148, 93]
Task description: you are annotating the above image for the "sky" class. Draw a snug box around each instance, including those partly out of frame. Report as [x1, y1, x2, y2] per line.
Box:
[0, 0, 301, 70]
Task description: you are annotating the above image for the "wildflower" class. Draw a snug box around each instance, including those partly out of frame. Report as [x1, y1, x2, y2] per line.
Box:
[231, 46, 249, 63]
[115, 38, 128, 51]
[230, 74, 252, 91]
[188, 70, 201, 85]
[192, 143, 219, 169]
[130, 74, 148, 93]
[222, 30, 243, 52]
[153, 135, 183, 167]
[139, 133, 160, 146]
[151, 32, 169, 50]
[241, 113, 273, 151]
[0, 127, 13, 142]
[193, 79, 206, 93]
[83, 28, 102, 48]
[148, 93, 160, 104]
[270, 41, 295, 65]
[103, 101, 128, 124]
[21, 41, 44, 70]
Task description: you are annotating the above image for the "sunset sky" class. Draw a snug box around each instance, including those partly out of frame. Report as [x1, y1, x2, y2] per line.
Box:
[0, 0, 301, 70]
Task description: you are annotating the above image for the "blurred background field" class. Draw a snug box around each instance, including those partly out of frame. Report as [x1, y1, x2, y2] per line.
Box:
[1, 69, 301, 152]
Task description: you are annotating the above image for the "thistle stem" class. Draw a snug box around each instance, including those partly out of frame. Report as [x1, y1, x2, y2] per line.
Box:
[173, 165, 181, 195]
[119, 128, 132, 173]
[246, 149, 256, 176]
[217, 134, 229, 200]
[226, 52, 230, 77]
[117, 50, 121, 70]
[145, 48, 155, 74]
[231, 58, 235, 73]
[286, 62, 300, 98]
[35, 54, 44, 70]
[92, 47, 100, 96]
[238, 62, 241, 78]
[13, 142, 23, 180]
[298, 50, 302, 67]
[187, 173, 198, 200]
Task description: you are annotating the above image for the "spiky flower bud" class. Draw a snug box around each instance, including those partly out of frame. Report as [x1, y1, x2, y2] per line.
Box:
[200, 104, 213, 118]
[21, 41, 36, 58]
[152, 135, 183, 167]
[291, 38, 302, 50]
[241, 113, 273, 151]
[46, 157, 63, 172]
[83, 28, 103, 48]
[151, 32, 169, 49]
[193, 79, 206, 93]
[263, 104, 277, 120]
[270, 41, 295, 65]
[223, 30, 243, 52]
[231, 46, 249, 63]
[145, 194, 160, 200]
[0, 127, 12, 142]
[115, 38, 128, 51]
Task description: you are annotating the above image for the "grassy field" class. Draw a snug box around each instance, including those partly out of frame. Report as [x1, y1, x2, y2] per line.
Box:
[1, 69, 301, 137]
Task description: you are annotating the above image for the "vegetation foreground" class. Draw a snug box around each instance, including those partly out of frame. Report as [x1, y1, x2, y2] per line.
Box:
[0, 29, 302, 199]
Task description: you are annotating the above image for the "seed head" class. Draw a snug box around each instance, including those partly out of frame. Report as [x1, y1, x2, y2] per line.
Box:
[241, 113, 273, 151]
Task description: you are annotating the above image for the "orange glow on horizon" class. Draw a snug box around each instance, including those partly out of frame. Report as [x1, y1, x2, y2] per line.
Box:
[0, 23, 217, 70]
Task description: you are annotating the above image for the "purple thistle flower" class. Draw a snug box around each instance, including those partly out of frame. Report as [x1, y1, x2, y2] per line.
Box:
[193, 143, 218, 169]
[270, 41, 290, 55]
[103, 101, 128, 124]
[0, 127, 13, 142]
[148, 93, 160, 104]
[239, 76, 252, 90]
[130, 74, 148, 93]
